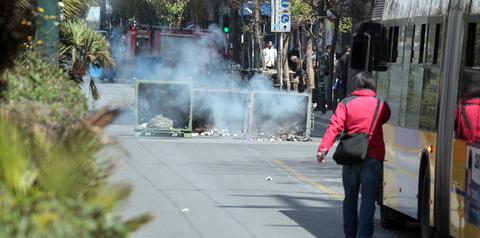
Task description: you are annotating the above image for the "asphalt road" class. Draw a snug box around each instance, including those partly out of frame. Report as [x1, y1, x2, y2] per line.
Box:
[95, 82, 421, 238]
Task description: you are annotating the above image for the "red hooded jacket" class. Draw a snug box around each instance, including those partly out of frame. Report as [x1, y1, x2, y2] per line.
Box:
[455, 98, 480, 143]
[318, 89, 391, 161]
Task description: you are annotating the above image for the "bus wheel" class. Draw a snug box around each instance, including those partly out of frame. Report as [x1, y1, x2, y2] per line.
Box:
[380, 204, 406, 230]
[420, 169, 434, 238]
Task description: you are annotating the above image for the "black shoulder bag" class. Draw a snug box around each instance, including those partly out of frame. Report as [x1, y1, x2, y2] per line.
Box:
[333, 98, 381, 165]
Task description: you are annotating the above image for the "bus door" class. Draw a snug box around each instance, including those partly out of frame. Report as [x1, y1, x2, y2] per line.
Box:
[435, 2, 471, 237]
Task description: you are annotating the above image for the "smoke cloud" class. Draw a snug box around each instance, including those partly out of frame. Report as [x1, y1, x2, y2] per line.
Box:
[109, 25, 311, 136]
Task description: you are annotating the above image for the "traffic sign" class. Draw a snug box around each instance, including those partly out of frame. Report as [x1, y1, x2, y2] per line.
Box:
[271, 0, 291, 32]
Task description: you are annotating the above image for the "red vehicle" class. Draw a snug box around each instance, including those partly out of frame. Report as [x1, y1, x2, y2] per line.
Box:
[127, 26, 200, 58]
[126, 26, 229, 62]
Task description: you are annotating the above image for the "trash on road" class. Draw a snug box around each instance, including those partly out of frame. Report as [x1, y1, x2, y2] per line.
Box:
[147, 114, 174, 129]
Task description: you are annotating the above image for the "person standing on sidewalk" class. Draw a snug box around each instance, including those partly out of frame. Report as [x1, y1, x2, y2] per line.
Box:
[263, 41, 277, 69]
[317, 72, 391, 238]
[338, 46, 351, 98]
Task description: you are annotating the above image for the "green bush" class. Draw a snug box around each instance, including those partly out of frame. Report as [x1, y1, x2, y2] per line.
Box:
[0, 53, 151, 236]
[2, 54, 87, 137]
[0, 116, 151, 237]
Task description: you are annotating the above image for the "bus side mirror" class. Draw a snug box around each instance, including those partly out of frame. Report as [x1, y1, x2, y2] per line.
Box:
[351, 33, 371, 71]
[351, 21, 389, 72]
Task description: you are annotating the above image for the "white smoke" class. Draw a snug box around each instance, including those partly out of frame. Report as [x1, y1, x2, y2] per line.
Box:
[111, 25, 311, 136]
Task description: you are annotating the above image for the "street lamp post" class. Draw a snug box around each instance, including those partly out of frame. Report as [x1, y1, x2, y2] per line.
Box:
[35, 0, 59, 64]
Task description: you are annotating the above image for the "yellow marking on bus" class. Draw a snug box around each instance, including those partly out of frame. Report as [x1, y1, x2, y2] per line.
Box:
[272, 160, 344, 200]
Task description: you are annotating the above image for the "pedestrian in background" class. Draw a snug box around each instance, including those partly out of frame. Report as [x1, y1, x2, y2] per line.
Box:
[263, 41, 277, 69]
[317, 72, 391, 238]
[338, 46, 351, 98]
[332, 51, 344, 112]
[315, 45, 331, 113]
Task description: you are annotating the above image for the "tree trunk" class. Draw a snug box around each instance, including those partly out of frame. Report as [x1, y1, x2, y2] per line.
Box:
[275, 33, 281, 86]
[283, 33, 291, 91]
[296, 27, 302, 60]
[253, 0, 264, 69]
[305, 24, 315, 93]
[314, 0, 326, 111]
[295, 27, 304, 91]
[328, 17, 340, 109]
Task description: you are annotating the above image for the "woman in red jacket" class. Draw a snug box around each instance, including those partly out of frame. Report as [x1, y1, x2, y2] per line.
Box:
[317, 72, 391, 238]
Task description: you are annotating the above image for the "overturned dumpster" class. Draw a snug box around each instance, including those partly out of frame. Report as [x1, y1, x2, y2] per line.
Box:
[135, 80, 193, 136]
[192, 89, 250, 136]
[249, 91, 312, 140]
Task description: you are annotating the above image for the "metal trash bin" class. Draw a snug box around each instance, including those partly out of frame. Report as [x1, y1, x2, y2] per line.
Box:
[192, 88, 250, 135]
[135, 80, 193, 136]
[249, 91, 312, 138]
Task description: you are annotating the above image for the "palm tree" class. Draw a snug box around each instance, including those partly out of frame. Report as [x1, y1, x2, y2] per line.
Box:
[60, 21, 113, 100]
[59, 0, 114, 100]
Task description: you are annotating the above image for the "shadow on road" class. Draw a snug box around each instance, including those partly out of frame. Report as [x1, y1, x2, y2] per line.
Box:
[223, 193, 421, 238]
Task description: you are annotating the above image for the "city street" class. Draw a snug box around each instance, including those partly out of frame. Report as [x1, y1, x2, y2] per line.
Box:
[96, 83, 421, 238]
[3, 1, 479, 237]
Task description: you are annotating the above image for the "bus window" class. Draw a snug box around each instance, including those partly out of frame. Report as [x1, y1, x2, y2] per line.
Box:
[458, 22, 480, 141]
[405, 67, 423, 129]
[426, 24, 441, 64]
[419, 68, 440, 131]
[408, 25, 415, 63]
[455, 72, 480, 142]
[405, 25, 414, 64]
[395, 26, 405, 63]
[388, 65, 402, 126]
[412, 24, 427, 64]
[466, 23, 480, 68]
[419, 24, 427, 63]
[387, 26, 400, 63]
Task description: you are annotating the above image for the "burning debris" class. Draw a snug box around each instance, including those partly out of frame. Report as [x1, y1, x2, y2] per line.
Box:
[193, 126, 241, 137]
[249, 131, 312, 142]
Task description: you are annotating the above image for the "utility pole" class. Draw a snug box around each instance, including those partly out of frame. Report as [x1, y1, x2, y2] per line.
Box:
[317, 0, 329, 111]
[316, 0, 332, 113]
[272, 0, 291, 90]
[35, 0, 59, 64]
[277, 32, 283, 89]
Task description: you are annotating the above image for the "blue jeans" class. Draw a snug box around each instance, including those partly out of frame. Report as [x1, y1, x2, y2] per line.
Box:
[342, 158, 382, 238]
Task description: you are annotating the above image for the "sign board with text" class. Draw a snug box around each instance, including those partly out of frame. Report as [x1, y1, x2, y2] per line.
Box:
[271, 0, 291, 32]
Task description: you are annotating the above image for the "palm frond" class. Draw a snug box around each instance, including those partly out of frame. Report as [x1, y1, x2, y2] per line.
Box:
[125, 214, 154, 232]
[62, 0, 96, 20]
[35, 108, 122, 199]
[36, 131, 100, 198]
[91, 183, 132, 211]
[16, 0, 33, 10]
